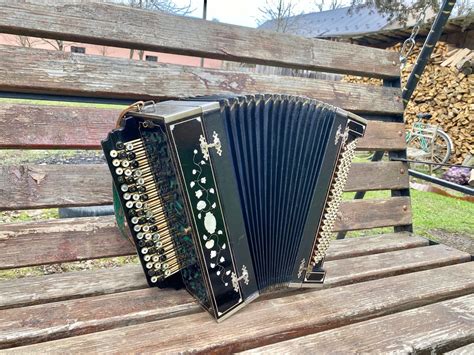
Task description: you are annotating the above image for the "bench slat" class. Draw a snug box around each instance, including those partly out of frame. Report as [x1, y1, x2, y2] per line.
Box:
[336, 197, 412, 231]
[0, 45, 403, 115]
[243, 294, 474, 354]
[0, 104, 405, 150]
[5, 262, 472, 352]
[1, 241, 468, 310]
[0, 216, 134, 269]
[0, 196, 412, 269]
[0, 1, 400, 78]
[325, 244, 471, 287]
[0, 162, 408, 211]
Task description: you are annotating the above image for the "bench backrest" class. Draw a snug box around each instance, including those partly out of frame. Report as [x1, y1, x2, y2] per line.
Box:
[0, 0, 410, 271]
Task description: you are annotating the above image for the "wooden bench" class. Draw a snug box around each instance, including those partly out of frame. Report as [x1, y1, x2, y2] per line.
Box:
[0, 1, 472, 352]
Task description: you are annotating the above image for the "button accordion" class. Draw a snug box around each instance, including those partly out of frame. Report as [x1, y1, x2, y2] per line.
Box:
[102, 94, 367, 321]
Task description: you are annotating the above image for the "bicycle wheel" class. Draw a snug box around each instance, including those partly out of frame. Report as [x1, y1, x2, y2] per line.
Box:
[431, 130, 452, 170]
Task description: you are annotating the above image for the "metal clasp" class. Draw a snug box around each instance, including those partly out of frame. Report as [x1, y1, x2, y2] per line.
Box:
[199, 131, 222, 160]
[231, 265, 249, 292]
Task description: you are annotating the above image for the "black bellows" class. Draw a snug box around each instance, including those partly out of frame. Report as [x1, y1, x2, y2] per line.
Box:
[102, 94, 366, 321]
[223, 97, 333, 290]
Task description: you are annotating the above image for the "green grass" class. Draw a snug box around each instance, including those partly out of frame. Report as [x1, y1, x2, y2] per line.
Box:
[344, 190, 474, 238]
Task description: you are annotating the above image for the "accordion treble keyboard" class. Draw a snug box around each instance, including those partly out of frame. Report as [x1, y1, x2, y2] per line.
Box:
[104, 120, 196, 286]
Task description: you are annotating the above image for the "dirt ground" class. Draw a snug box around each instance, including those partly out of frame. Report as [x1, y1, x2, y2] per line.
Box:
[428, 229, 474, 255]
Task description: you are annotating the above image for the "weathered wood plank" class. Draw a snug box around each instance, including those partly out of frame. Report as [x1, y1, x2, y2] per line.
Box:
[1, 262, 472, 349]
[345, 161, 408, 192]
[356, 121, 406, 151]
[0, 0, 400, 78]
[0, 104, 118, 149]
[0, 46, 403, 115]
[0, 162, 408, 210]
[334, 196, 412, 232]
[1, 242, 468, 310]
[0, 104, 405, 150]
[243, 294, 474, 354]
[0, 216, 134, 269]
[0, 265, 147, 310]
[0, 165, 111, 211]
[325, 244, 471, 287]
[7, 262, 473, 353]
[0, 196, 412, 268]
[324, 232, 426, 261]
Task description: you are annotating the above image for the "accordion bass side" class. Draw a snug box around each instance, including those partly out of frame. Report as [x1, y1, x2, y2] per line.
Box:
[102, 94, 367, 321]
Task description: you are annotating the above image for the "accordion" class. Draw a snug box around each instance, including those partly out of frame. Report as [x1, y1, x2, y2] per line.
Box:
[102, 94, 366, 321]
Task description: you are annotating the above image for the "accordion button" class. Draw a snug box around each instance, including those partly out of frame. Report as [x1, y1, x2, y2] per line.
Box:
[115, 168, 123, 175]
[164, 270, 171, 277]
[136, 232, 144, 240]
[109, 150, 118, 158]
[112, 159, 120, 167]
[152, 255, 160, 262]
[123, 193, 131, 200]
[143, 255, 151, 262]
[121, 160, 130, 168]
[131, 217, 139, 224]
[141, 247, 148, 254]
[128, 152, 136, 160]
[126, 143, 134, 151]
[133, 225, 141, 232]
[146, 262, 154, 269]
[116, 141, 124, 150]
[124, 169, 133, 177]
[150, 276, 158, 283]
[142, 225, 150, 232]
[131, 160, 140, 168]
[125, 201, 134, 209]
[120, 184, 128, 192]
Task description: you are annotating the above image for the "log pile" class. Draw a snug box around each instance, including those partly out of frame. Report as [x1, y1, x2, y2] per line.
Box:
[344, 42, 473, 164]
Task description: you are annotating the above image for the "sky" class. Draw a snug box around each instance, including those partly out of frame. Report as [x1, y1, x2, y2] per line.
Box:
[172, 0, 349, 28]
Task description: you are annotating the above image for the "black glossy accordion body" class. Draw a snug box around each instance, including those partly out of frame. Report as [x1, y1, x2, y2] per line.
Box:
[102, 95, 366, 321]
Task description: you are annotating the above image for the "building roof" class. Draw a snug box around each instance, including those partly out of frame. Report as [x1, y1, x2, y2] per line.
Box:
[258, 6, 391, 37]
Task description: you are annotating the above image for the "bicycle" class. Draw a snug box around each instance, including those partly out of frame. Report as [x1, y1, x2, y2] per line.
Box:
[405, 113, 453, 171]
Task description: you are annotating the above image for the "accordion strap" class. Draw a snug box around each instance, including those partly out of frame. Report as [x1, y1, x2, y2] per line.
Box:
[115, 101, 147, 128]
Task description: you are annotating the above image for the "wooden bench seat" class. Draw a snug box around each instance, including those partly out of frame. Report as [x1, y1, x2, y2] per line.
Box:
[1, 235, 472, 351]
[0, 1, 472, 352]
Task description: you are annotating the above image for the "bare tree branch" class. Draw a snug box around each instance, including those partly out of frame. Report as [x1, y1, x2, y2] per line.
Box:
[257, 0, 302, 33]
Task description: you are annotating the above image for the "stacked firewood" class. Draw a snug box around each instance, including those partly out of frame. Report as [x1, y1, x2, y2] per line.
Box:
[344, 42, 473, 164]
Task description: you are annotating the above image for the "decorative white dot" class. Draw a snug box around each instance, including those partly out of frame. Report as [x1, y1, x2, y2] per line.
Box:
[222, 243, 226, 249]
[193, 149, 198, 154]
[190, 181, 195, 188]
[197, 200, 206, 210]
[225, 283, 228, 286]
[210, 263, 216, 268]
[218, 230, 223, 235]
[204, 212, 217, 234]
[210, 250, 217, 258]
[219, 256, 225, 263]
[200, 177, 206, 184]
[192, 169, 197, 175]
[212, 202, 217, 209]
[205, 240, 215, 249]
[209, 188, 215, 194]
[216, 271, 221, 276]
[195, 190, 203, 198]
[226, 270, 231, 275]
